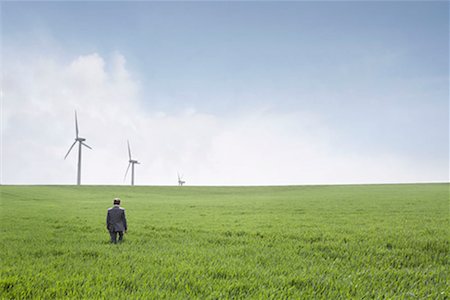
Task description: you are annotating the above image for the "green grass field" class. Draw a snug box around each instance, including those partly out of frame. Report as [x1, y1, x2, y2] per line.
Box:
[1, 184, 448, 299]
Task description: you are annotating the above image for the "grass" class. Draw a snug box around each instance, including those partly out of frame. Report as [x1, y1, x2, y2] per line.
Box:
[0, 183, 448, 298]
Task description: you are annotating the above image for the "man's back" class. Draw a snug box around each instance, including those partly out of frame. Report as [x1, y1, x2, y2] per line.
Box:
[107, 206, 127, 232]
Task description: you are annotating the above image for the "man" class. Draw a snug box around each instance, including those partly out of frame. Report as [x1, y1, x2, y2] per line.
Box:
[106, 198, 128, 243]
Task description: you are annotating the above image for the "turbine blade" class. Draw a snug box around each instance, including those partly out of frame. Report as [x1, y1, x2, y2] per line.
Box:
[124, 162, 131, 181]
[64, 141, 77, 159]
[127, 140, 132, 160]
[81, 142, 92, 150]
[75, 111, 79, 138]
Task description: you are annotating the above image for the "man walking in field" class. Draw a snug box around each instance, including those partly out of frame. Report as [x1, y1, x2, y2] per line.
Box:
[106, 198, 128, 244]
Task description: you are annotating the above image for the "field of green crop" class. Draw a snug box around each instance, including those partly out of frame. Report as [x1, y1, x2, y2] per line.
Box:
[0, 184, 448, 298]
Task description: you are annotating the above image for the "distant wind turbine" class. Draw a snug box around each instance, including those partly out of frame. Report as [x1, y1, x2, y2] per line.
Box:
[64, 111, 92, 185]
[178, 173, 185, 186]
[124, 140, 140, 186]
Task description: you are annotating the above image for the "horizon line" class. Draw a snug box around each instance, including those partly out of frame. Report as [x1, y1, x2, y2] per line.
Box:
[0, 182, 448, 188]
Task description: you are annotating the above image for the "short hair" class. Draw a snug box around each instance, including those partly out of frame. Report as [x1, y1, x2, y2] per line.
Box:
[113, 198, 121, 205]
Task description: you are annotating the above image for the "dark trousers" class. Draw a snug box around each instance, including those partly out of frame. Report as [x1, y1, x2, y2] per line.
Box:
[109, 230, 124, 243]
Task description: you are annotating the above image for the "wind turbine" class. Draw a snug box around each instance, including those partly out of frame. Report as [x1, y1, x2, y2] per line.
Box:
[177, 173, 185, 186]
[124, 140, 140, 186]
[64, 111, 92, 185]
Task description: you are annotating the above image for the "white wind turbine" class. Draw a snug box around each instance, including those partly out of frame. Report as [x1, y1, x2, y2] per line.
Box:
[178, 173, 185, 186]
[124, 140, 140, 186]
[64, 111, 92, 185]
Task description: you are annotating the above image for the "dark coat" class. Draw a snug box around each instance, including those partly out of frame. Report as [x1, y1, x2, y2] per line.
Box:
[106, 206, 127, 232]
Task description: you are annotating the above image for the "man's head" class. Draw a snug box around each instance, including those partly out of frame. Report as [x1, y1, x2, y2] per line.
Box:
[113, 198, 121, 205]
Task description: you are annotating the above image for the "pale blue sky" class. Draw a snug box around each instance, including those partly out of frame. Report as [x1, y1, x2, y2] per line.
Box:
[1, 1, 448, 184]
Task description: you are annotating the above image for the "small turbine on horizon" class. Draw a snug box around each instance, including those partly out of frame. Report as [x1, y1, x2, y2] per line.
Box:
[64, 111, 92, 185]
[124, 140, 140, 186]
[177, 173, 186, 186]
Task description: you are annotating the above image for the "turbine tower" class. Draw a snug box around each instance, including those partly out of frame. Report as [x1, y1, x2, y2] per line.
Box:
[64, 111, 92, 185]
[178, 173, 185, 186]
[124, 140, 140, 186]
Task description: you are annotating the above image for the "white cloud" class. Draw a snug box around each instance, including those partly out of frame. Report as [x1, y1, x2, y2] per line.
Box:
[2, 51, 447, 185]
